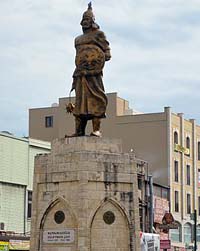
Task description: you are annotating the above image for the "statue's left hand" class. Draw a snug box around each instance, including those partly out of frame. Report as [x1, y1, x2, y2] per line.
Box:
[71, 81, 76, 92]
[66, 103, 75, 113]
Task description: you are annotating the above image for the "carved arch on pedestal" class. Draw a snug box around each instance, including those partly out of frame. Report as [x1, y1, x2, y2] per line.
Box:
[89, 197, 131, 228]
[90, 197, 130, 251]
[39, 195, 78, 230]
[38, 195, 78, 251]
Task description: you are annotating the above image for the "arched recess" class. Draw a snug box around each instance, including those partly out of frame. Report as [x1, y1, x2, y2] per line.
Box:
[39, 196, 78, 251]
[174, 131, 179, 144]
[184, 222, 192, 244]
[90, 198, 130, 251]
[170, 221, 182, 242]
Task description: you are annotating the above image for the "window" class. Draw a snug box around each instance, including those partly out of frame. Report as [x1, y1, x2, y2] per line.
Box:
[27, 191, 32, 218]
[184, 223, 192, 243]
[170, 222, 181, 242]
[174, 131, 178, 144]
[139, 207, 143, 231]
[175, 191, 179, 212]
[161, 188, 168, 199]
[186, 165, 190, 185]
[197, 225, 200, 242]
[186, 137, 190, 148]
[174, 161, 179, 182]
[186, 193, 191, 214]
[198, 169, 200, 187]
[186, 136, 190, 156]
[138, 178, 142, 190]
[198, 197, 200, 217]
[45, 116, 53, 128]
[154, 186, 161, 197]
[0, 222, 4, 230]
[153, 185, 169, 199]
[198, 142, 200, 161]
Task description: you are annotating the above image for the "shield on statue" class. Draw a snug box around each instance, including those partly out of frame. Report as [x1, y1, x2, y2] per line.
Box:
[75, 44, 105, 75]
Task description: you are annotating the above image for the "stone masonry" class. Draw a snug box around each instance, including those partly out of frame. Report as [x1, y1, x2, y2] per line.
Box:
[30, 137, 140, 251]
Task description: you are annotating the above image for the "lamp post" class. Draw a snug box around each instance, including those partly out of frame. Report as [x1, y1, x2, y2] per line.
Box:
[191, 209, 197, 251]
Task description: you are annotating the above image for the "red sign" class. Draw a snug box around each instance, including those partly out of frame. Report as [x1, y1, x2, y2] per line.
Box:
[162, 212, 174, 224]
[154, 196, 169, 224]
[198, 170, 200, 186]
[160, 240, 171, 249]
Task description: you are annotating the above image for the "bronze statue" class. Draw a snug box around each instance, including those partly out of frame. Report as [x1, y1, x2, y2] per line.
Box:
[68, 2, 111, 137]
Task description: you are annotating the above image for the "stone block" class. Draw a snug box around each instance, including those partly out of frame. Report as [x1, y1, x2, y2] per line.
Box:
[30, 137, 141, 251]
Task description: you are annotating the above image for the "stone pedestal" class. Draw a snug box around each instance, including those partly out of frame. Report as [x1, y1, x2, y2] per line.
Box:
[30, 137, 140, 251]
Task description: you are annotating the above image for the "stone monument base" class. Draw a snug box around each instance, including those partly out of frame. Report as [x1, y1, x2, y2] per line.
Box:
[30, 137, 140, 251]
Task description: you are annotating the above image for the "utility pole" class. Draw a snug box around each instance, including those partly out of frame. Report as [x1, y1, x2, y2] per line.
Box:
[148, 175, 153, 233]
[194, 209, 197, 251]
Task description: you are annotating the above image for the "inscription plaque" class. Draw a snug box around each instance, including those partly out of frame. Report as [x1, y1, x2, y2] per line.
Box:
[43, 229, 75, 244]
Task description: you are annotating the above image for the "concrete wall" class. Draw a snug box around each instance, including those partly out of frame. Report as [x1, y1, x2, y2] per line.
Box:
[0, 133, 50, 233]
[29, 106, 59, 141]
[112, 113, 168, 186]
[0, 183, 25, 232]
[0, 134, 28, 185]
[28, 139, 51, 190]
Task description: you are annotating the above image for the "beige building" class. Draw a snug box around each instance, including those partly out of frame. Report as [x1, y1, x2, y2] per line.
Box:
[0, 132, 51, 250]
[29, 92, 200, 249]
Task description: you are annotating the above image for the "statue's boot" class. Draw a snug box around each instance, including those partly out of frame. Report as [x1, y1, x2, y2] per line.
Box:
[80, 117, 87, 136]
[71, 117, 87, 136]
[91, 117, 102, 137]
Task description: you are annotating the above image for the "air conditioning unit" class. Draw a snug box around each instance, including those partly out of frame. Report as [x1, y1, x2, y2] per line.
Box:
[0, 222, 5, 230]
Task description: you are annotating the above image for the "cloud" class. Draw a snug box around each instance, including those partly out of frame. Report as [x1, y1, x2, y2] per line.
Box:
[0, 0, 200, 136]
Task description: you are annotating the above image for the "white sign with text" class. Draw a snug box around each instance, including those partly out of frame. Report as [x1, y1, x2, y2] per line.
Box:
[43, 229, 75, 244]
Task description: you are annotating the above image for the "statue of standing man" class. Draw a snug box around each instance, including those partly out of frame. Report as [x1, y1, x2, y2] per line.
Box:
[69, 2, 111, 137]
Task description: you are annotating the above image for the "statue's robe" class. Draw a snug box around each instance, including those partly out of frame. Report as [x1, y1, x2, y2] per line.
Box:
[72, 29, 111, 119]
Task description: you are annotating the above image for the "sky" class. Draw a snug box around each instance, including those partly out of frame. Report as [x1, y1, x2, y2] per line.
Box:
[1, 0, 200, 136]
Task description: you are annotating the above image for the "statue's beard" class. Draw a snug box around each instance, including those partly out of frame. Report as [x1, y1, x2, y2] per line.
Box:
[82, 26, 92, 33]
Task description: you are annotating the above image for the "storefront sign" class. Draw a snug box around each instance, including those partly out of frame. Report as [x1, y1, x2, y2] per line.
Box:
[160, 240, 171, 249]
[9, 240, 29, 250]
[140, 233, 160, 251]
[147, 240, 154, 251]
[0, 242, 9, 251]
[159, 212, 178, 229]
[43, 229, 75, 244]
[174, 144, 190, 155]
[159, 223, 178, 229]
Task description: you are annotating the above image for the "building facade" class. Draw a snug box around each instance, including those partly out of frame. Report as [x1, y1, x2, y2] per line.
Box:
[29, 92, 200, 249]
[0, 132, 51, 236]
[170, 113, 200, 250]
